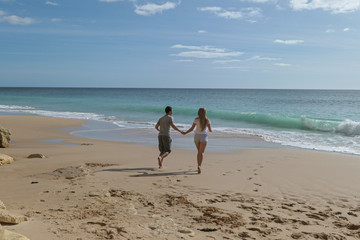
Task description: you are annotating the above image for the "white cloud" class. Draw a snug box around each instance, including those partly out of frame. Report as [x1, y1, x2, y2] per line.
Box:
[0, 10, 7, 16]
[198, 6, 262, 20]
[198, 30, 207, 34]
[45, 1, 58, 6]
[51, 18, 61, 22]
[274, 63, 291, 67]
[213, 59, 243, 64]
[217, 10, 244, 19]
[135, 2, 179, 16]
[177, 59, 194, 62]
[343, 27, 350, 31]
[0, 15, 36, 25]
[290, 0, 360, 14]
[249, 55, 281, 61]
[326, 29, 335, 33]
[274, 39, 304, 45]
[173, 51, 244, 59]
[215, 66, 249, 71]
[171, 44, 243, 59]
[199, 7, 222, 12]
[171, 44, 226, 53]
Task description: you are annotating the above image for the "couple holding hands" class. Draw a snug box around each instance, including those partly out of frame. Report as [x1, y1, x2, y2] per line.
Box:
[155, 106, 212, 174]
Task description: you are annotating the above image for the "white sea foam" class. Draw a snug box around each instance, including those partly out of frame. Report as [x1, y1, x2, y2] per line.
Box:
[2, 104, 360, 155]
[336, 119, 360, 136]
[254, 129, 360, 155]
[0, 104, 104, 120]
[0, 105, 35, 110]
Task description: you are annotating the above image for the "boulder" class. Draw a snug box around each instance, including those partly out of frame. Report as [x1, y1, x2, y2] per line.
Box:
[27, 154, 46, 159]
[0, 154, 13, 166]
[0, 209, 27, 224]
[0, 128, 11, 148]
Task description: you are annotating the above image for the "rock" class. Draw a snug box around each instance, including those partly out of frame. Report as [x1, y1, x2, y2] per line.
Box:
[126, 203, 137, 215]
[0, 154, 14, 166]
[3, 230, 30, 240]
[1, 223, 30, 240]
[0, 128, 11, 148]
[291, 233, 304, 239]
[27, 153, 47, 159]
[0, 200, 6, 210]
[178, 227, 195, 236]
[0, 209, 27, 224]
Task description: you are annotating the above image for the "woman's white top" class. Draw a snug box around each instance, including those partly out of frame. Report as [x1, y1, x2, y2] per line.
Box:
[194, 118, 210, 134]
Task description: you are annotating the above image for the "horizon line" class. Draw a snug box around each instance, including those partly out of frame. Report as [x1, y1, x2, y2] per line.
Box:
[0, 86, 360, 91]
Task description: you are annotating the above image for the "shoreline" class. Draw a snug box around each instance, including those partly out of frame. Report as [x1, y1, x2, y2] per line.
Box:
[70, 119, 288, 153]
[1, 115, 360, 239]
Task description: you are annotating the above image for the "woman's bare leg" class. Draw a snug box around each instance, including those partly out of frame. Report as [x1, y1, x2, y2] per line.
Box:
[195, 141, 207, 174]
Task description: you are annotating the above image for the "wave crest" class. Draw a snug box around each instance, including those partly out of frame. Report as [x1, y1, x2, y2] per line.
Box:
[336, 119, 360, 136]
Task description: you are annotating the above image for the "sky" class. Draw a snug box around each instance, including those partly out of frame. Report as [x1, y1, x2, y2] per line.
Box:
[0, 0, 360, 89]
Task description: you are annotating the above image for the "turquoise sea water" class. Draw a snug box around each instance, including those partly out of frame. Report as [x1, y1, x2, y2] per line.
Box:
[1, 88, 360, 154]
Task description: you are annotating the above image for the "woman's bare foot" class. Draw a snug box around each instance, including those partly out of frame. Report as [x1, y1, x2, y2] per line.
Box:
[158, 156, 163, 169]
[197, 166, 201, 174]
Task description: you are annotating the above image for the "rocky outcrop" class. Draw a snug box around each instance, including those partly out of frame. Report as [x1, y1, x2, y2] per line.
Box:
[0, 225, 30, 240]
[0, 128, 11, 148]
[0, 154, 13, 166]
[0, 209, 27, 224]
[0, 201, 29, 240]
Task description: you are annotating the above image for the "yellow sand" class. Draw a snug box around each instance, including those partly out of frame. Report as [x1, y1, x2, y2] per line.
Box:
[1, 116, 360, 239]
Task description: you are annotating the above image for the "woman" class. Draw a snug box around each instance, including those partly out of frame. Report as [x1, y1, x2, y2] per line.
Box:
[183, 108, 212, 174]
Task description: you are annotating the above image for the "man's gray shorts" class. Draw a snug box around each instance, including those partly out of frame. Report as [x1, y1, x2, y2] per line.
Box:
[158, 135, 172, 154]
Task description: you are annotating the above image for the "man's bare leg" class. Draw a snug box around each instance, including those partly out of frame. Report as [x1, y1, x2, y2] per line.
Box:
[158, 152, 169, 169]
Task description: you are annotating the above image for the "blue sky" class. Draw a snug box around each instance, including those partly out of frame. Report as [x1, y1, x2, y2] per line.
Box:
[0, 0, 359, 89]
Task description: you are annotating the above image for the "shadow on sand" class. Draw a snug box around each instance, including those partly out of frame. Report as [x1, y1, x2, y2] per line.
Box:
[98, 167, 198, 177]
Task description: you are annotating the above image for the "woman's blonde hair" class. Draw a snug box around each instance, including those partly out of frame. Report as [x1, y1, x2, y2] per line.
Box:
[198, 108, 209, 131]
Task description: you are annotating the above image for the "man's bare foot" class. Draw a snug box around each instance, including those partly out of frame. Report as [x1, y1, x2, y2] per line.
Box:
[197, 166, 201, 174]
[158, 156, 163, 169]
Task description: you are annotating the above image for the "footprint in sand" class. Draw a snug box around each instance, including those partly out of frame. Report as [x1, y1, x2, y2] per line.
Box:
[348, 212, 358, 217]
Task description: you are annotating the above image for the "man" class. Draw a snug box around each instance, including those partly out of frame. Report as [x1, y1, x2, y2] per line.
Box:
[155, 106, 183, 169]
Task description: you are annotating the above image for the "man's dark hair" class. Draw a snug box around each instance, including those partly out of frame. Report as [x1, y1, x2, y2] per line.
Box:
[165, 106, 172, 114]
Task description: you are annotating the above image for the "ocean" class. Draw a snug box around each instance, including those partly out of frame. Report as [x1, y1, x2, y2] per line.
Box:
[1, 87, 360, 154]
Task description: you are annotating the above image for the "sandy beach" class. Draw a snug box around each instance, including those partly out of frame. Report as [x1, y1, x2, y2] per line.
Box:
[1, 115, 360, 239]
